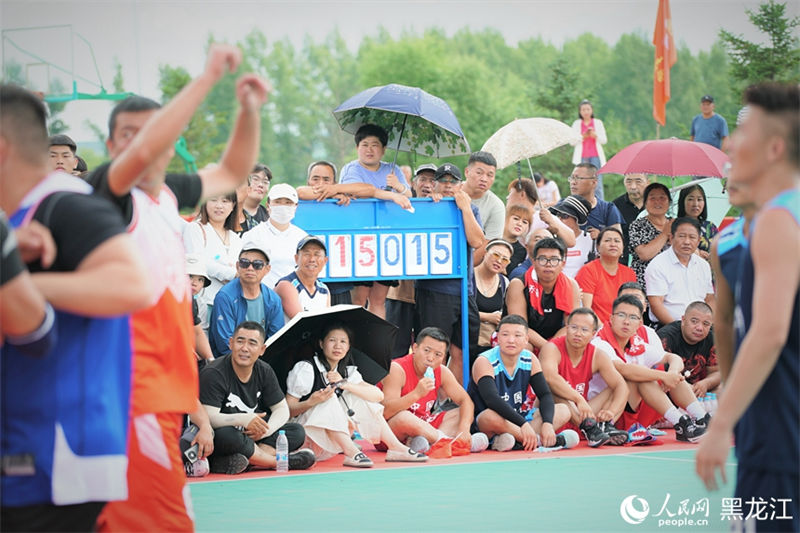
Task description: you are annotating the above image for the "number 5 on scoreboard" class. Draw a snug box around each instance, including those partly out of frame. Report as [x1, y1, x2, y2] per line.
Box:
[354, 234, 378, 277]
[430, 232, 452, 275]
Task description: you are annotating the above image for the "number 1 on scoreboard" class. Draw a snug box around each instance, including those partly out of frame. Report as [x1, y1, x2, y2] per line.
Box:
[404, 233, 428, 275]
[328, 234, 352, 278]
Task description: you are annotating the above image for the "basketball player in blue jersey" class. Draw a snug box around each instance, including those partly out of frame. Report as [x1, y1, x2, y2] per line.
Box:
[468, 314, 572, 451]
[0, 85, 150, 531]
[696, 83, 799, 532]
[707, 180, 755, 384]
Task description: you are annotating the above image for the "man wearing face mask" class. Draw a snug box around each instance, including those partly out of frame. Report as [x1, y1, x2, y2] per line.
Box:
[242, 183, 307, 289]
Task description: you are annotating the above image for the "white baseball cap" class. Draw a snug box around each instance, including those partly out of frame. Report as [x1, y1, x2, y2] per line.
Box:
[268, 183, 298, 203]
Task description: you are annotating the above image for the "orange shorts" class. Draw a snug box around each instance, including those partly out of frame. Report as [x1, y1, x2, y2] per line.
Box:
[97, 412, 194, 532]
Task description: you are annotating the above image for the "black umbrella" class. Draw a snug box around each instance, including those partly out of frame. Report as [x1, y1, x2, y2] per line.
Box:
[262, 305, 398, 392]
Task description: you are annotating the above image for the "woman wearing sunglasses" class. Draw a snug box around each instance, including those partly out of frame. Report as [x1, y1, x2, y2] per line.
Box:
[473, 239, 514, 359]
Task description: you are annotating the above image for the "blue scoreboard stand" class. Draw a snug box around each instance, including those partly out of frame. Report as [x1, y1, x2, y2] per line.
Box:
[294, 198, 471, 385]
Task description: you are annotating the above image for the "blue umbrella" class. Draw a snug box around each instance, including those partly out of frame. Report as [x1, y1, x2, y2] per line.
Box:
[333, 84, 470, 161]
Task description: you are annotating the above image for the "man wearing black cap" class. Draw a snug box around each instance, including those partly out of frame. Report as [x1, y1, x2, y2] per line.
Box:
[385, 163, 439, 358]
[48, 134, 78, 175]
[549, 195, 596, 278]
[414, 163, 485, 384]
[690, 95, 729, 151]
[274, 235, 330, 321]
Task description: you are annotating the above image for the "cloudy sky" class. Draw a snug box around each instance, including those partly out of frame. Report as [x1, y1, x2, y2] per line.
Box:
[2, 0, 794, 142]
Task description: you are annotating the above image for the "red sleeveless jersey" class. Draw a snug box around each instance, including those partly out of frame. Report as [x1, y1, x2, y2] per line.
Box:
[552, 335, 596, 400]
[396, 353, 441, 423]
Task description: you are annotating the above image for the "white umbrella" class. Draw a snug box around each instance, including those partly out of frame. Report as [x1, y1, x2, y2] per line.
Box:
[481, 117, 581, 170]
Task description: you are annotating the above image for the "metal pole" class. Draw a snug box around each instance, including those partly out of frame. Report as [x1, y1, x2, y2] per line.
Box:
[390, 114, 408, 171]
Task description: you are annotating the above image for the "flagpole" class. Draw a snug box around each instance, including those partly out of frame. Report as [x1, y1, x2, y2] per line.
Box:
[656, 123, 660, 140]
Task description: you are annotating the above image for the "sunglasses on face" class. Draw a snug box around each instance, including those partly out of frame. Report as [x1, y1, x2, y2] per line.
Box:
[238, 258, 267, 270]
[489, 251, 511, 265]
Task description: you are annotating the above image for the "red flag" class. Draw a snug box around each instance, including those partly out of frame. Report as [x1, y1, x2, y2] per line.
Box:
[653, 0, 677, 126]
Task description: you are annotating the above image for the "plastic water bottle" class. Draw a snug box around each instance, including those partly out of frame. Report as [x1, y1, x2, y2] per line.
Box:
[424, 366, 435, 382]
[707, 393, 718, 415]
[276, 430, 289, 473]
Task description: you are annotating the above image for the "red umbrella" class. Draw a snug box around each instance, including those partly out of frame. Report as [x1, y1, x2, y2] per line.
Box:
[599, 138, 729, 177]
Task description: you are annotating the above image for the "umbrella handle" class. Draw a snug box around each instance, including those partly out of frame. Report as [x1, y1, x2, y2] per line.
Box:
[390, 114, 409, 173]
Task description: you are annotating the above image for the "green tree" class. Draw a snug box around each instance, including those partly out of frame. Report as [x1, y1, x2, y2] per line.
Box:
[719, 0, 800, 86]
[536, 56, 583, 122]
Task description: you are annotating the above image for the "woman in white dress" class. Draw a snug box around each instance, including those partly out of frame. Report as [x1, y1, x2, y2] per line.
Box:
[285, 323, 427, 468]
[183, 192, 242, 328]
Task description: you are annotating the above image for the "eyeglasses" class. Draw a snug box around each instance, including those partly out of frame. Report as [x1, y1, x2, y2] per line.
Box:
[437, 178, 460, 184]
[534, 256, 563, 266]
[612, 312, 642, 322]
[249, 176, 270, 186]
[238, 258, 267, 270]
[567, 324, 593, 334]
[489, 251, 511, 265]
[568, 175, 595, 182]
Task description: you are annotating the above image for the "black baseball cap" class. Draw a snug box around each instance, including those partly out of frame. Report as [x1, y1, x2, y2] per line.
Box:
[700, 95, 714, 103]
[549, 195, 591, 226]
[434, 163, 462, 181]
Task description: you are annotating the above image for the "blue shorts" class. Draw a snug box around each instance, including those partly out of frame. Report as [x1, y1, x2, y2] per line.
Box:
[735, 466, 798, 532]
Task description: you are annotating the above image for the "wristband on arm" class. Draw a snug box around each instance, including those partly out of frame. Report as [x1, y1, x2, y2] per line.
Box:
[7, 302, 57, 357]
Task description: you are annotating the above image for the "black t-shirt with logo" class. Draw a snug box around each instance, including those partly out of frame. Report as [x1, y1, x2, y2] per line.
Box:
[657, 320, 717, 383]
[199, 356, 284, 418]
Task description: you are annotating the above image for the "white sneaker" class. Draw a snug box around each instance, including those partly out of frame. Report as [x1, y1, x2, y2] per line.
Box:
[490, 432, 516, 452]
[185, 457, 210, 477]
[470, 432, 489, 453]
[407, 435, 431, 453]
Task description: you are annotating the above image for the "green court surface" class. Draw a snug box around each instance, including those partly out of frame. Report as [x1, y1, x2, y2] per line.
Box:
[190, 449, 736, 532]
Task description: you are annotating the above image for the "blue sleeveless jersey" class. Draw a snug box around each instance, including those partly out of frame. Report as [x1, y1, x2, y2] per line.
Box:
[717, 216, 746, 289]
[733, 188, 800, 474]
[468, 346, 533, 417]
[2, 178, 132, 507]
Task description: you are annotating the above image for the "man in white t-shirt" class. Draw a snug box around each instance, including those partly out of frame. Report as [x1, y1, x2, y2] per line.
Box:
[462, 151, 505, 240]
[242, 183, 307, 288]
[644, 217, 715, 325]
[588, 294, 709, 442]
